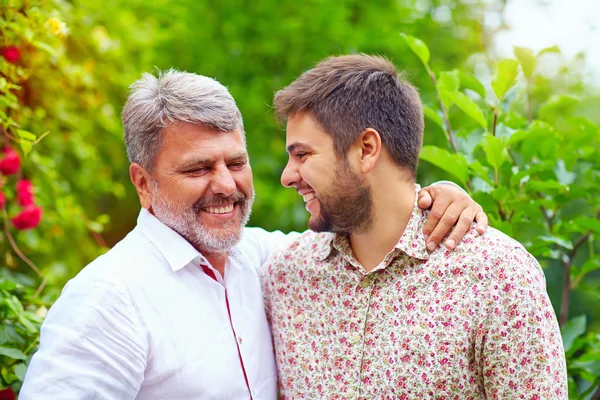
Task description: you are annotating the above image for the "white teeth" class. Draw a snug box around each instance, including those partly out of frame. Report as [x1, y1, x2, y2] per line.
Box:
[204, 205, 234, 214]
[302, 193, 315, 202]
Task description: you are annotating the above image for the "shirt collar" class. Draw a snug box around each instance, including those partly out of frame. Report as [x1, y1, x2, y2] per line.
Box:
[313, 184, 430, 262]
[136, 208, 208, 272]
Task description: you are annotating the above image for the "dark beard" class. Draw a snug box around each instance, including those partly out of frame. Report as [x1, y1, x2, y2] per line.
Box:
[309, 163, 373, 234]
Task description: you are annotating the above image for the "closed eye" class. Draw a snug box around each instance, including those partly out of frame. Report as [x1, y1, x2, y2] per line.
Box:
[185, 167, 209, 174]
[228, 162, 246, 170]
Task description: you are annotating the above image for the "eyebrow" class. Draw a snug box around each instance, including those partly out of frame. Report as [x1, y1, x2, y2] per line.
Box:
[286, 142, 313, 154]
[180, 152, 248, 168]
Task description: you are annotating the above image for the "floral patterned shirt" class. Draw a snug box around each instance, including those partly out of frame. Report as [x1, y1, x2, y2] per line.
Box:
[262, 191, 568, 400]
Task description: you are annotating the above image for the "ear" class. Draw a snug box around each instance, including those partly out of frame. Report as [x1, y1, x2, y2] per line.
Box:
[355, 128, 382, 174]
[129, 163, 154, 210]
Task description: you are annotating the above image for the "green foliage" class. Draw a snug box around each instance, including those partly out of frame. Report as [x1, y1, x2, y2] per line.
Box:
[0, 276, 46, 391]
[406, 34, 600, 398]
[1, 0, 599, 397]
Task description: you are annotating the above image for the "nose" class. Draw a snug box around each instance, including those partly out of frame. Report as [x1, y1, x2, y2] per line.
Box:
[210, 165, 236, 196]
[281, 158, 300, 188]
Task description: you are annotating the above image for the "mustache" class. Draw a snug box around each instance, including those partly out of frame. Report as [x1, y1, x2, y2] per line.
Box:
[192, 191, 248, 213]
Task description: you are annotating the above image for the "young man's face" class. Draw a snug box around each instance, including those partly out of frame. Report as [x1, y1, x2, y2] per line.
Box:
[148, 122, 254, 252]
[281, 113, 372, 233]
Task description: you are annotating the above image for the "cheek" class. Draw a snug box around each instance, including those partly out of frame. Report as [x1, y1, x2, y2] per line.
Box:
[235, 169, 253, 191]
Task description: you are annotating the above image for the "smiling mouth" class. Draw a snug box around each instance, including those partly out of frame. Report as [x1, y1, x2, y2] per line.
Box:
[203, 204, 235, 214]
[302, 192, 315, 202]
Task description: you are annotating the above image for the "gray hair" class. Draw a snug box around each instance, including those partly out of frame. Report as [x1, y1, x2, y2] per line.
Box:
[122, 69, 244, 170]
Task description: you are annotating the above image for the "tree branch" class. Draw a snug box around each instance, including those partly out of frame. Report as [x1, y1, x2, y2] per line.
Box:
[2, 208, 46, 298]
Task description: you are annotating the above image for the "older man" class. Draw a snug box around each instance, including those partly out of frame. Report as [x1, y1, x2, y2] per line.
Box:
[21, 70, 485, 399]
[263, 55, 568, 399]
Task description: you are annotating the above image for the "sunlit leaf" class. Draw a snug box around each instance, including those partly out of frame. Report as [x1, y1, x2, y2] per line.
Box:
[419, 146, 469, 186]
[450, 91, 487, 129]
[16, 129, 36, 141]
[458, 71, 486, 98]
[480, 134, 508, 169]
[492, 59, 520, 101]
[514, 47, 536, 78]
[400, 33, 430, 67]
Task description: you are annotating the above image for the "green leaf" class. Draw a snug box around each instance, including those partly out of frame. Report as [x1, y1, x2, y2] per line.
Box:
[539, 95, 579, 122]
[15, 362, 27, 381]
[400, 33, 430, 67]
[423, 105, 444, 130]
[480, 134, 508, 169]
[0, 346, 27, 360]
[419, 146, 469, 186]
[20, 139, 33, 157]
[561, 315, 586, 352]
[573, 216, 600, 234]
[437, 71, 460, 109]
[492, 59, 520, 101]
[513, 47, 536, 78]
[32, 41, 58, 57]
[572, 360, 600, 376]
[458, 71, 486, 98]
[577, 256, 600, 279]
[538, 235, 573, 250]
[16, 129, 36, 141]
[538, 45, 560, 56]
[450, 92, 487, 129]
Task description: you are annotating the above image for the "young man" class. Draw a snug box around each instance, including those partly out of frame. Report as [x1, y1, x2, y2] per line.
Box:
[20, 70, 485, 399]
[263, 55, 568, 399]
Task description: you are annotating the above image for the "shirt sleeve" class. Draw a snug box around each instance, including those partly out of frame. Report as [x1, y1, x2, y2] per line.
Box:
[20, 276, 147, 400]
[478, 248, 568, 399]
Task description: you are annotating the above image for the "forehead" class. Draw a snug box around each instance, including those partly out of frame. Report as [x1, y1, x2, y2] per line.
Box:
[158, 122, 247, 163]
[286, 113, 333, 149]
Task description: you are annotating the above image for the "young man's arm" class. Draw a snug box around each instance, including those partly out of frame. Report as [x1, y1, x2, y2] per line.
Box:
[478, 248, 568, 399]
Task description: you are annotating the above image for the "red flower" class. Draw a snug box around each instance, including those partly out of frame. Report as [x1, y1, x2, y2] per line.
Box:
[16, 179, 35, 206]
[12, 204, 42, 230]
[0, 148, 21, 175]
[0, 387, 15, 400]
[0, 191, 5, 209]
[0, 46, 20, 64]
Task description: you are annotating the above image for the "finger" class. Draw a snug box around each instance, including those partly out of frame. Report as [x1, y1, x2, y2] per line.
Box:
[417, 188, 432, 210]
[475, 210, 488, 235]
[422, 194, 450, 239]
[444, 206, 479, 250]
[427, 202, 469, 251]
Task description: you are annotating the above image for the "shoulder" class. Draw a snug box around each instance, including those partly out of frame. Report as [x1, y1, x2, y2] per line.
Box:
[263, 230, 333, 274]
[69, 227, 170, 294]
[440, 226, 545, 290]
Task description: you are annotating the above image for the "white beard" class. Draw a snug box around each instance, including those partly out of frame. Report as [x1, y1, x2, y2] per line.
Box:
[150, 181, 254, 253]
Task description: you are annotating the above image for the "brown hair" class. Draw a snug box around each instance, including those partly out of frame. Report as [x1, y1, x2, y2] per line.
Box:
[274, 54, 424, 178]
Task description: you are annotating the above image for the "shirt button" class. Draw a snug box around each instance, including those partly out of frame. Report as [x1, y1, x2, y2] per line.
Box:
[359, 277, 370, 288]
[238, 337, 243, 345]
[350, 333, 361, 344]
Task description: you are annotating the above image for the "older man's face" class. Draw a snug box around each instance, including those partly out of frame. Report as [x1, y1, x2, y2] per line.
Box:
[149, 122, 254, 253]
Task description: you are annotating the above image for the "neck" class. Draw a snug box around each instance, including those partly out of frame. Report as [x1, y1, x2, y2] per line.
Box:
[203, 251, 228, 278]
[349, 180, 416, 272]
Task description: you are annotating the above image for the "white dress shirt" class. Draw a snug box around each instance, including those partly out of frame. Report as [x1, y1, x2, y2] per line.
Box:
[21, 208, 293, 400]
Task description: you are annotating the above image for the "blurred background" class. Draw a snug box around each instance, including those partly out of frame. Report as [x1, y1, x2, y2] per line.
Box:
[1, 0, 600, 397]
